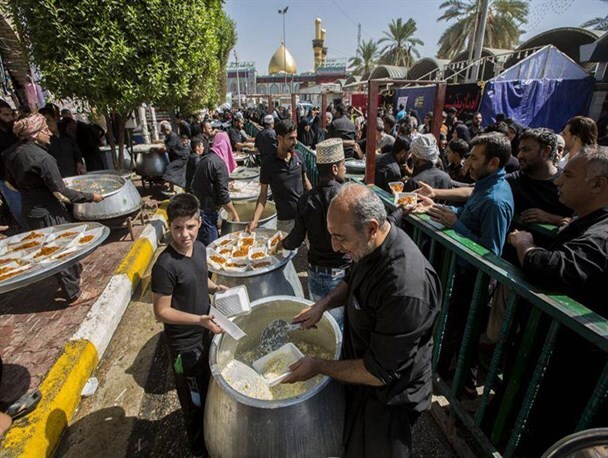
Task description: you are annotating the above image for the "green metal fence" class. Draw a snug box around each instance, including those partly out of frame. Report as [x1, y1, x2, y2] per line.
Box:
[373, 184, 608, 457]
[245, 120, 608, 456]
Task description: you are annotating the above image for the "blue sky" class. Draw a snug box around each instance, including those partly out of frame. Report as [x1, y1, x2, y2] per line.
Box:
[224, 0, 607, 73]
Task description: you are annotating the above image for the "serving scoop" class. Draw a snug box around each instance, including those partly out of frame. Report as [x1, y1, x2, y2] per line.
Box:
[260, 319, 301, 353]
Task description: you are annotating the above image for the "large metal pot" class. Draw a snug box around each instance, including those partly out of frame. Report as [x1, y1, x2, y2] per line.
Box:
[135, 146, 169, 177]
[205, 296, 345, 458]
[220, 200, 277, 234]
[72, 178, 143, 220]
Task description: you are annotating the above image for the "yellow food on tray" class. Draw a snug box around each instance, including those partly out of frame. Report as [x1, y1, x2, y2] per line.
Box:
[389, 183, 404, 193]
[219, 238, 234, 247]
[225, 261, 245, 268]
[210, 255, 227, 265]
[0, 258, 18, 266]
[10, 241, 40, 252]
[34, 246, 61, 259]
[232, 246, 249, 257]
[252, 260, 272, 269]
[21, 232, 44, 242]
[251, 251, 266, 259]
[55, 231, 78, 240]
[79, 235, 95, 244]
[397, 195, 417, 206]
[219, 248, 232, 256]
[240, 237, 255, 247]
[0, 268, 29, 282]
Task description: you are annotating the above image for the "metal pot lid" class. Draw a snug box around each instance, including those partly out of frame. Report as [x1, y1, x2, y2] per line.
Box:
[64, 174, 126, 198]
[87, 169, 134, 180]
[230, 166, 260, 181]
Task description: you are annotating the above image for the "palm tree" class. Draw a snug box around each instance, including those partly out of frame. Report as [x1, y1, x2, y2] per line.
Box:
[580, 0, 608, 31]
[437, 0, 528, 60]
[378, 18, 424, 67]
[348, 39, 380, 75]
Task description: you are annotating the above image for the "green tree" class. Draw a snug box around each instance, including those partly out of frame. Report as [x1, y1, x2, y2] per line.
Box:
[437, 0, 528, 60]
[580, 0, 608, 31]
[378, 18, 424, 67]
[348, 39, 380, 76]
[7, 0, 234, 167]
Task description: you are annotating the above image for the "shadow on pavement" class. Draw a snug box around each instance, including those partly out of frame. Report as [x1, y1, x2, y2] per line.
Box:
[0, 362, 31, 408]
[126, 332, 172, 396]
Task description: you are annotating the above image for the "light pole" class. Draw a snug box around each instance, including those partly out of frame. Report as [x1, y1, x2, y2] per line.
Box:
[233, 50, 241, 110]
[278, 6, 288, 93]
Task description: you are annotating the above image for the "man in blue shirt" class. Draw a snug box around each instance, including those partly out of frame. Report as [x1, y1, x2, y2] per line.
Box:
[427, 132, 514, 256]
[426, 132, 514, 398]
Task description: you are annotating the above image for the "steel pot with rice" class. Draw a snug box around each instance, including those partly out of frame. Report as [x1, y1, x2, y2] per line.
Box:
[205, 296, 345, 457]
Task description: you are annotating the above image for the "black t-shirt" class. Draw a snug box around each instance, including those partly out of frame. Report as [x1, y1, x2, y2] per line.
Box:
[260, 151, 305, 220]
[282, 179, 351, 269]
[506, 170, 573, 217]
[374, 153, 402, 192]
[254, 128, 277, 161]
[228, 127, 245, 150]
[404, 164, 452, 192]
[151, 241, 209, 352]
[327, 115, 356, 158]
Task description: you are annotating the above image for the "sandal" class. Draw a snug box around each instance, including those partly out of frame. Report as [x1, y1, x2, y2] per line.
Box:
[5, 390, 42, 421]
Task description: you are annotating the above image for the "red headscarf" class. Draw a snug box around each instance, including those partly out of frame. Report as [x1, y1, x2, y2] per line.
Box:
[13, 114, 48, 141]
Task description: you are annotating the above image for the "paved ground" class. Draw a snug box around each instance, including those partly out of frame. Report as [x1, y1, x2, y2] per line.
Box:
[0, 178, 167, 410]
[57, 239, 456, 457]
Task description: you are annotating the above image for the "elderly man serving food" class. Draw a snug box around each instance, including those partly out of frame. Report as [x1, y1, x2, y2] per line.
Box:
[283, 183, 440, 458]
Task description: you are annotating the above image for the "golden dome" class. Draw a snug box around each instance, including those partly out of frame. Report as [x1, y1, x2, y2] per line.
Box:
[268, 43, 297, 75]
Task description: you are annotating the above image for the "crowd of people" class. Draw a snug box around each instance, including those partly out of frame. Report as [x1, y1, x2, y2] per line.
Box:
[166, 102, 607, 457]
[1, 93, 607, 456]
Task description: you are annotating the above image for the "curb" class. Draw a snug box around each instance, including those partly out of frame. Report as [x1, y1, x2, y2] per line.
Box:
[0, 205, 168, 457]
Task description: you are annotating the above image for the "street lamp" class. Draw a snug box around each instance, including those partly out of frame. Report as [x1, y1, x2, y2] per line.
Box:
[233, 49, 241, 109]
[278, 6, 288, 93]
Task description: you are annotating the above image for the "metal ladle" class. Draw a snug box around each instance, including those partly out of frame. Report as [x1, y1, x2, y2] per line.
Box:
[260, 319, 301, 353]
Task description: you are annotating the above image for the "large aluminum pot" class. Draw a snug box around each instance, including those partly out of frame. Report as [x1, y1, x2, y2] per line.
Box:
[72, 178, 143, 220]
[220, 200, 277, 234]
[135, 147, 169, 177]
[205, 296, 345, 458]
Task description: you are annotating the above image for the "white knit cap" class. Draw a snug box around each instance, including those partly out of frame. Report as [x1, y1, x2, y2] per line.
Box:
[263, 114, 274, 124]
[316, 138, 345, 164]
[411, 133, 439, 163]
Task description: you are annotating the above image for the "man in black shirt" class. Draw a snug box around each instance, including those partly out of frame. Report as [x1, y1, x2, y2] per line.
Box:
[285, 184, 440, 457]
[327, 103, 357, 159]
[228, 114, 254, 151]
[508, 145, 608, 454]
[282, 138, 351, 327]
[190, 138, 239, 245]
[176, 112, 191, 138]
[374, 136, 410, 192]
[247, 119, 311, 233]
[404, 134, 452, 192]
[151, 194, 226, 457]
[254, 114, 277, 162]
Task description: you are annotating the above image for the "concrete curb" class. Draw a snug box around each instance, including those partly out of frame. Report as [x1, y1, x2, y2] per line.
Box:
[0, 205, 168, 457]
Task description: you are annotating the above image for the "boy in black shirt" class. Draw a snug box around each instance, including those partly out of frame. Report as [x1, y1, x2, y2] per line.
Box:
[151, 194, 226, 457]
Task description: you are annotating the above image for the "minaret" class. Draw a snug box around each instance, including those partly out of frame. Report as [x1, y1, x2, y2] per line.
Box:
[321, 28, 327, 67]
[312, 18, 323, 71]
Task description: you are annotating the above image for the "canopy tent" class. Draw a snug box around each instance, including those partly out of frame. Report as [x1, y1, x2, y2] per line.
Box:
[479, 45, 595, 132]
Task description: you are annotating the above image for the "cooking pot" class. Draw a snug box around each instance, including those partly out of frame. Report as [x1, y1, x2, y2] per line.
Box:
[135, 147, 169, 177]
[72, 177, 143, 221]
[205, 296, 345, 458]
[220, 200, 277, 234]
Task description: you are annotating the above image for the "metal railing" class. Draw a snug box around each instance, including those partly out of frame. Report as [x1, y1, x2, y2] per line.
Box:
[371, 184, 608, 457]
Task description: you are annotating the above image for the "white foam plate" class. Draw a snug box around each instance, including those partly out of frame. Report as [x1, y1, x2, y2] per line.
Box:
[214, 285, 251, 318]
[253, 343, 304, 387]
[209, 306, 246, 340]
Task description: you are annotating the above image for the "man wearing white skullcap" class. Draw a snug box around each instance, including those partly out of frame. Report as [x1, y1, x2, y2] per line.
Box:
[403, 134, 452, 192]
[281, 138, 351, 327]
[254, 114, 277, 162]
